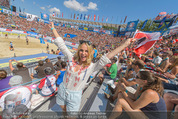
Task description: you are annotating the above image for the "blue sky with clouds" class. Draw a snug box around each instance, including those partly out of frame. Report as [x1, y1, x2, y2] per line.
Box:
[10, 0, 178, 24]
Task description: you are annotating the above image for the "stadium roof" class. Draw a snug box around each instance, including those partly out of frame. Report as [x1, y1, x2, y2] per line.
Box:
[50, 16, 127, 28]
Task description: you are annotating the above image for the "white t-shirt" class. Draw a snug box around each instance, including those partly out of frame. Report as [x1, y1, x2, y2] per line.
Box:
[153, 56, 162, 65]
[0, 86, 32, 118]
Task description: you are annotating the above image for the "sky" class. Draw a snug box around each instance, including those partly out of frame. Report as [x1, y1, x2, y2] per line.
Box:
[10, 0, 178, 24]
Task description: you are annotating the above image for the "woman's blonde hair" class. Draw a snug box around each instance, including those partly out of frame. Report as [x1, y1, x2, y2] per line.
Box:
[73, 43, 93, 67]
[139, 71, 164, 97]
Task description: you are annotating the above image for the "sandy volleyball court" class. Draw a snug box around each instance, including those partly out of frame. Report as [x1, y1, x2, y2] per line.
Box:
[0, 35, 58, 58]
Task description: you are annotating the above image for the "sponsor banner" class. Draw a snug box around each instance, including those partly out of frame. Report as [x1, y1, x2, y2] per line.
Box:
[27, 31, 38, 37]
[105, 30, 111, 34]
[19, 13, 26, 18]
[64, 33, 77, 38]
[88, 27, 94, 31]
[44, 20, 50, 24]
[3, 9, 11, 14]
[84, 27, 88, 31]
[0, 56, 47, 68]
[0, 7, 3, 12]
[65, 41, 79, 49]
[78, 26, 84, 30]
[41, 13, 49, 21]
[93, 28, 99, 32]
[0, 28, 26, 35]
[125, 20, 139, 32]
[26, 13, 38, 21]
[0, 28, 7, 32]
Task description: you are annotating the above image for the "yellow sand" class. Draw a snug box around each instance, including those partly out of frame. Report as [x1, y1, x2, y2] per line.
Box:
[0, 35, 58, 58]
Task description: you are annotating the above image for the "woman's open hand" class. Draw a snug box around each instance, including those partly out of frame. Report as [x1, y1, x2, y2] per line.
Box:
[125, 38, 136, 47]
[48, 22, 54, 29]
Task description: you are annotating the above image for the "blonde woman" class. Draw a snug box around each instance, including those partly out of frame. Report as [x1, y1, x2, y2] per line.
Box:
[49, 22, 135, 114]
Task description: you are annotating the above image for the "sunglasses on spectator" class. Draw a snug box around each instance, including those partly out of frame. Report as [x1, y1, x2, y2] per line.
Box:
[79, 40, 91, 46]
[136, 75, 141, 79]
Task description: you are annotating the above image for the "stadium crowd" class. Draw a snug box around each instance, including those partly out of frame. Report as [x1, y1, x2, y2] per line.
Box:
[0, 11, 178, 119]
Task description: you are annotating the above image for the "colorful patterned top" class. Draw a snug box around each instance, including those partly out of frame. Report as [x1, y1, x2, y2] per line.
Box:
[54, 37, 111, 91]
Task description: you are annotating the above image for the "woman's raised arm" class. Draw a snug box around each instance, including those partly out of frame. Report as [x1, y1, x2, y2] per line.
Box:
[49, 22, 60, 38]
[106, 38, 135, 59]
[49, 22, 73, 60]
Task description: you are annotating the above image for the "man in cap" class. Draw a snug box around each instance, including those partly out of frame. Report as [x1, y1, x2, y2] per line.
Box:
[36, 67, 57, 97]
[9, 59, 32, 84]
[43, 58, 55, 75]
[54, 56, 62, 71]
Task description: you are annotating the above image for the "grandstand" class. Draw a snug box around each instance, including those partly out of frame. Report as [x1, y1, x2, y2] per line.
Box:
[0, 1, 178, 119]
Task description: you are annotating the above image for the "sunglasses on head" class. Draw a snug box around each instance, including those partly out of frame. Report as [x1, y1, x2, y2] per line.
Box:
[79, 40, 91, 46]
[136, 75, 140, 79]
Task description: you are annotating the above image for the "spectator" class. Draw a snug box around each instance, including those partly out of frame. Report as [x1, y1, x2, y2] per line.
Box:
[109, 70, 167, 119]
[9, 59, 32, 84]
[26, 37, 29, 45]
[156, 51, 172, 73]
[46, 43, 49, 51]
[43, 58, 55, 75]
[56, 61, 67, 87]
[51, 49, 55, 54]
[164, 93, 178, 119]
[31, 60, 46, 79]
[54, 56, 62, 71]
[105, 60, 145, 102]
[5, 33, 8, 39]
[0, 70, 12, 93]
[36, 67, 57, 96]
[9, 42, 14, 51]
[56, 49, 60, 55]
[152, 51, 162, 66]
[98, 57, 118, 85]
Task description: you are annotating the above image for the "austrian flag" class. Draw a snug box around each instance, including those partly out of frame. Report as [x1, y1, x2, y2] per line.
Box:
[133, 30, 160, 56]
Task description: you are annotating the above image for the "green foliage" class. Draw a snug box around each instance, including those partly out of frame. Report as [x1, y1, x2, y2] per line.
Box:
[137, 19, 168, 31]
[102, 25, 117, 31]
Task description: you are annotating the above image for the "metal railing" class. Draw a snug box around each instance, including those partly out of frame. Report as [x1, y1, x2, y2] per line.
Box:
[0, 56, 67, 76]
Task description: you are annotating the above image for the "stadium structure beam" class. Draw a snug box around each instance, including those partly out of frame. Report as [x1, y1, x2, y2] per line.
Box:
[51, 16, 127, 28]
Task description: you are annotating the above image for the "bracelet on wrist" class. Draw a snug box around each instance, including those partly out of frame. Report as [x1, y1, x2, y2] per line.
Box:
[174, 78, 177, 81]
[51, 27, 55, 30]
[125, 89, 128, 93]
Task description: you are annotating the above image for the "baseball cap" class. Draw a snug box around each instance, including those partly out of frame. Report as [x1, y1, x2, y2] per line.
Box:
[44, 67, 52, 75]
[9, 75, 23, 86]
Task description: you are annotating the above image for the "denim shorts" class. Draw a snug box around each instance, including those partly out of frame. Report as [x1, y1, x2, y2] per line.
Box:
[56, 83, 82, 112]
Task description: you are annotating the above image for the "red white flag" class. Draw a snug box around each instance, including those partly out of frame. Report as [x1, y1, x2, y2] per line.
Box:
[94, 15, 96, 21]
[106, 17, 108, 22]
[62, 12, 63, 18]
[133, 30, 160, 56]
[102, 16, 104, 22]
[97, 15, 99, 21]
